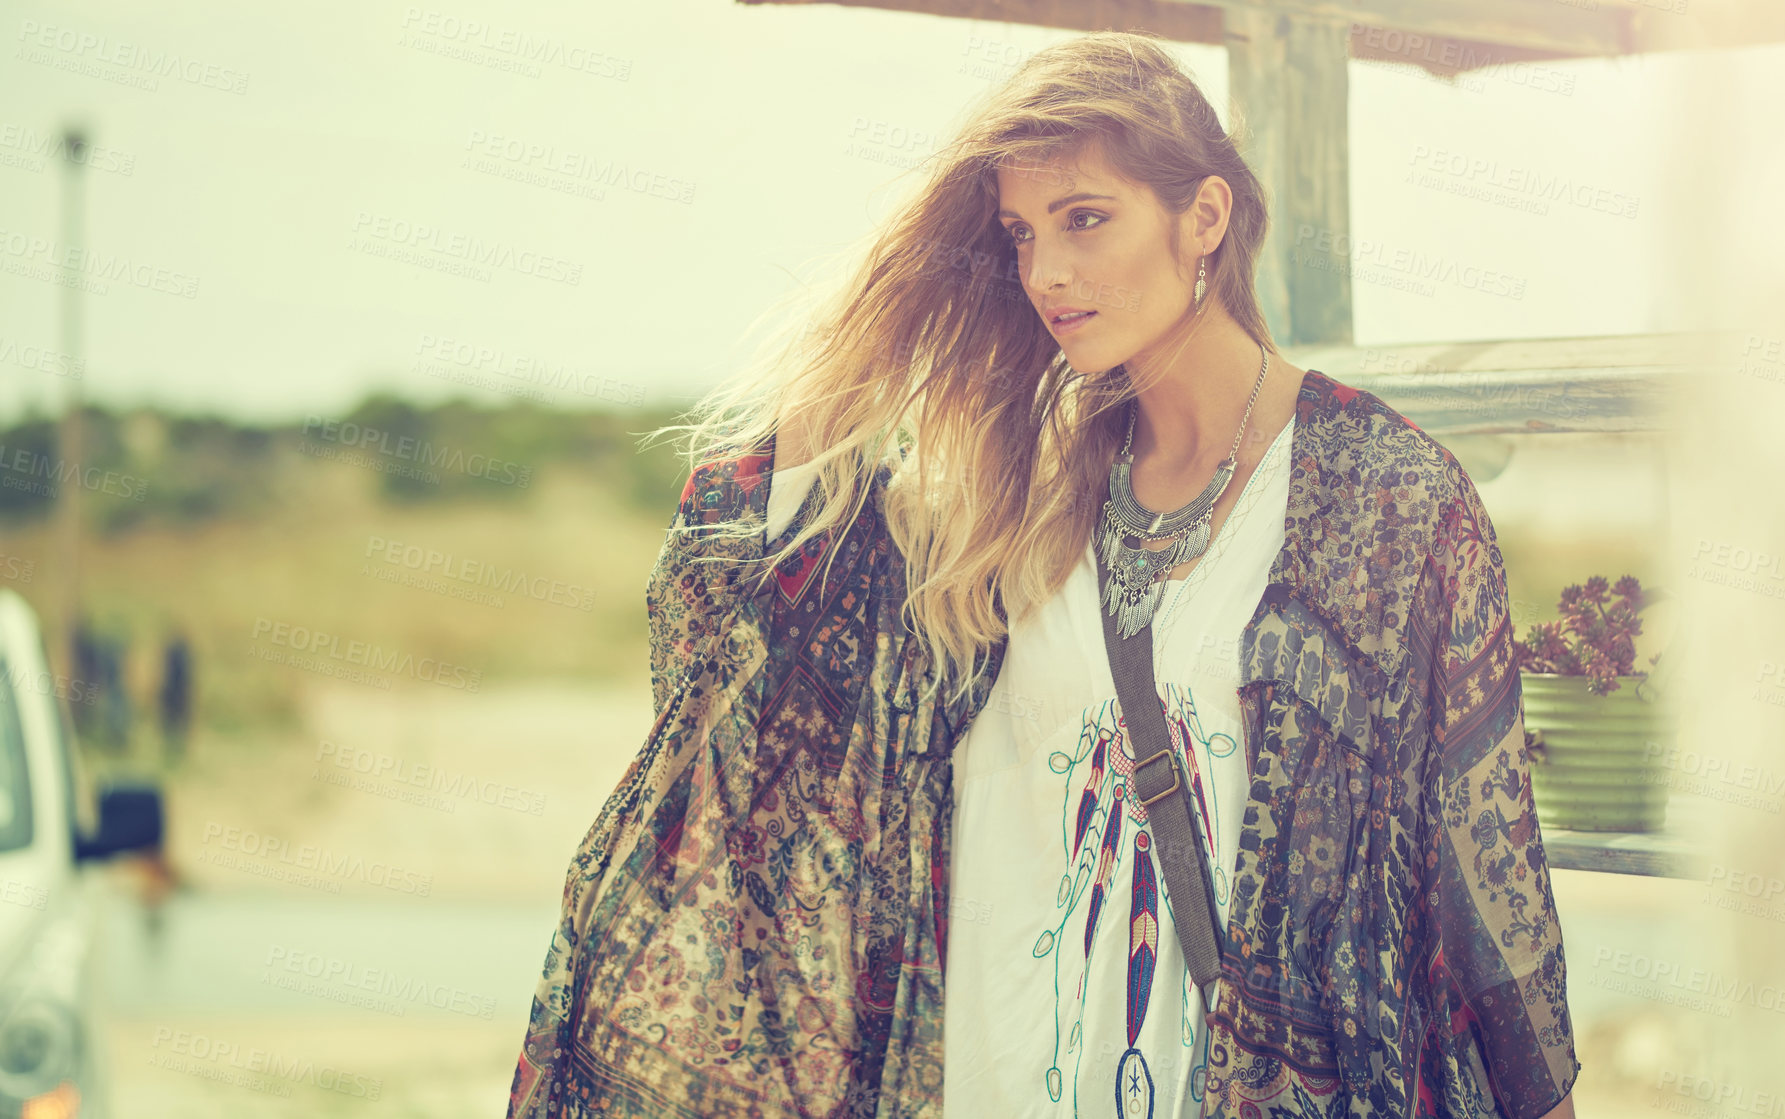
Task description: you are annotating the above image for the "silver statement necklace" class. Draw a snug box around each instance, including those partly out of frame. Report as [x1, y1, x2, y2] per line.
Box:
[1097, 341, 1271, 640]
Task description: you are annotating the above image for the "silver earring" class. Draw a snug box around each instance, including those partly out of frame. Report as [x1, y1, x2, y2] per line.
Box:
[1193, 255, 1207, 309]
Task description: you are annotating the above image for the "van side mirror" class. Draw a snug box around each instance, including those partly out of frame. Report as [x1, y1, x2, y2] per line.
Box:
[74, 783, 165, 862]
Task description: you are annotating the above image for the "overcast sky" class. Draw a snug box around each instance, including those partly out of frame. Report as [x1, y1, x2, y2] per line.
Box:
[0, 0, 1777, 423]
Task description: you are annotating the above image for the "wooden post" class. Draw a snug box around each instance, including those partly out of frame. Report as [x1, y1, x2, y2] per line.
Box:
[1225, 9, 1353, 346]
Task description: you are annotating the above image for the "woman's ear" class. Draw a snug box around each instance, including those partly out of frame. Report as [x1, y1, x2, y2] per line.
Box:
[1194, 174, 1233, 236]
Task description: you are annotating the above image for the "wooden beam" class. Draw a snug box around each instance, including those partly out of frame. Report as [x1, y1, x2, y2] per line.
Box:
[1629, 0, 1785, 54]
[1280, 330, 1722, 435]
[1540, 826, 1706, 879]
[1345, 23, 1587, 78]
[1229, 10, 1353, 348]
[744, 0, 1785, 62]
[736, 0, 1224, 42]
[1169, 0, 1631, 57]
[743, 0, 1634, 56]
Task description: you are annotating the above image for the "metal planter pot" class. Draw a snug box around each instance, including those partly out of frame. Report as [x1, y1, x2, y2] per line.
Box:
[1521, 672, 1668, 833]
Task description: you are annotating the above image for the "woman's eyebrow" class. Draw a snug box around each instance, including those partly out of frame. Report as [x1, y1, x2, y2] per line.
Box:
[996, 192, 1118, 220]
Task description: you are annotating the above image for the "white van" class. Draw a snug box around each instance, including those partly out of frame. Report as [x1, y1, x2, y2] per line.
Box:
[0, 587, 165, 1119]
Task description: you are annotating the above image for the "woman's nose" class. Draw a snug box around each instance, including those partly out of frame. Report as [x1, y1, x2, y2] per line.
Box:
[1025, 247, 1069, 295]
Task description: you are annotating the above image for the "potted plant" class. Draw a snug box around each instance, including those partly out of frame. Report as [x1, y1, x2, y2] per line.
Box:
[1514, 575, 1670, 833]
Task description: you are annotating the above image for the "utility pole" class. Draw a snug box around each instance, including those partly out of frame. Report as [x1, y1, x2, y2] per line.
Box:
[56, 125, 88, 687]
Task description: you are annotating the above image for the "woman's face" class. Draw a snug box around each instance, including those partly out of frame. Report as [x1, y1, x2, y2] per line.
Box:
[995, 145, 1206, 375]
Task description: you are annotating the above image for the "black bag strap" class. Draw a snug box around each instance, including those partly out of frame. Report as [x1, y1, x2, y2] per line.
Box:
[1093, 545, 1224, 1013]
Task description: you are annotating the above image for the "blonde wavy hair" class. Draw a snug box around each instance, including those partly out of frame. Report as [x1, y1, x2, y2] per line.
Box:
[644, 30, 1278, 709]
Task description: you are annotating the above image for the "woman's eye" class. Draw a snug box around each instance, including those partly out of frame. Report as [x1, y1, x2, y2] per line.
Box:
[1003, 210, 1106, 246]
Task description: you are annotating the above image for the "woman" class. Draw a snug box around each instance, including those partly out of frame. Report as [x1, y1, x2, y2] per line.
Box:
[506, 31, 1579, 1119]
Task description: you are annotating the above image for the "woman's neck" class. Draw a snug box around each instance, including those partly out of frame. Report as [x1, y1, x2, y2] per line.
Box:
[1123, 308, 1300, 472]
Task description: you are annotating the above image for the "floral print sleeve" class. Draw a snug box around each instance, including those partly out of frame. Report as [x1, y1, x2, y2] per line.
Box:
[505, 436, 983, 1119]
[1420, 464, 1581, 1119]
[506, 445, 783, 1119]
[645, 446, 780, 723]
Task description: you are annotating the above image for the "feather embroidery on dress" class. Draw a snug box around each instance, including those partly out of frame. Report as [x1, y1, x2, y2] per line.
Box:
[1126, 831, 1159, 1046]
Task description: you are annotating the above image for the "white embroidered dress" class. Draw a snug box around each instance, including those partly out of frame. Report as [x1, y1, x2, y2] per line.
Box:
[764, 415, 1295, 1119]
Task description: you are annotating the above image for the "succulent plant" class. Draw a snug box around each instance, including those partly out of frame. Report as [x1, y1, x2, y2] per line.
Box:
[1514, 574, 1660, 696]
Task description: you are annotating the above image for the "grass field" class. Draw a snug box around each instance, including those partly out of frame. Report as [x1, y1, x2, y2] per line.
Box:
[7, 442, 676, 734]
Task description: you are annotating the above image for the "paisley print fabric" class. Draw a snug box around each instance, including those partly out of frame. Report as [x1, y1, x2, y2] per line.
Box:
[504, 369, 1581, 1119]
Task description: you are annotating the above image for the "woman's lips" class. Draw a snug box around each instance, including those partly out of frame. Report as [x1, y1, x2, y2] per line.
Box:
[1051, 310, 1097, 336]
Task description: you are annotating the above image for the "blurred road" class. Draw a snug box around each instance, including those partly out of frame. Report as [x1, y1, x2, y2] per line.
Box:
[86, 846, 1734, 1115]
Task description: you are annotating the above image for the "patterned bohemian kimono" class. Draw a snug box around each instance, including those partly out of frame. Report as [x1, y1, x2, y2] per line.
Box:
[505, 369, 1581, 1119]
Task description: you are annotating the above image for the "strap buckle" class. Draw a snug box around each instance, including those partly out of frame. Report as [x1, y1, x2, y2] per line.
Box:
[1134, 747, 1182, 808]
